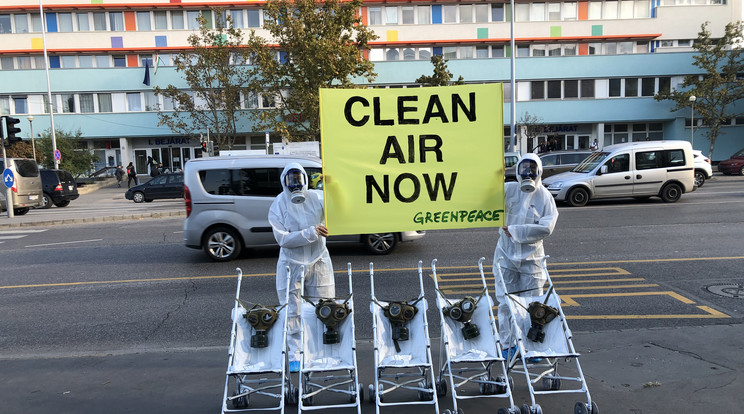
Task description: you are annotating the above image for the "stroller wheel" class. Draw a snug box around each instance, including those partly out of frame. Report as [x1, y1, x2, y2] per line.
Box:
[435, 379, 448, 397]
[543, 377, 561, 390]
[302, 387, 313, 406]
[285, 385, 299, 405]
[417, 381, 434, 401]
[575, 401, 599, 414]
[479, 375, 497, 395]
[368, 384, 375, 404]
[495, 376, 508, 394]
[231, 391, 249, 409]
[358, 382, 364, 403]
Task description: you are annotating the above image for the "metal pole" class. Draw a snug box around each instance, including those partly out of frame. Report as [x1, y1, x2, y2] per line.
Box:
[27, 116, 36, 163]
[509, 0, 517, 153]
[690, 100, 694, 148]
[1, 118, 14, 218]
[40, 0, 58, 169]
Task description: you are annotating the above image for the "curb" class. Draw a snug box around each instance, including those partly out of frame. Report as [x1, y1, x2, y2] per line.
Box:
[0, 210, 185, 229]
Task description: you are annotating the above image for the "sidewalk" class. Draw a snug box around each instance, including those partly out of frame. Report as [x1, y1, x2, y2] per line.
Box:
[2, 324, 742, 413]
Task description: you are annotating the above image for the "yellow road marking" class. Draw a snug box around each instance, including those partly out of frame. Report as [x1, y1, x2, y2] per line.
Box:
[560, 291, 696, 307]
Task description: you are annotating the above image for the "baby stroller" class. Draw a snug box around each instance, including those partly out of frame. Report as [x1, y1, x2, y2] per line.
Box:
[432, 258, 519, 414]
[494, 257, 598, 414]
[297, 263, 362, 413]
[222, 267, 296, 414]
[368, 260, 439, 414]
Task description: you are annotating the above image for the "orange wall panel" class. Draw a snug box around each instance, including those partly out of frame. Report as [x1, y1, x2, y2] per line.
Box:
[361, 7, 367, 25]
[127, 54, 139, 67]
[578, 2, 588, 20]
[579, 43, 589, 55]
[125, 11, 136, 31]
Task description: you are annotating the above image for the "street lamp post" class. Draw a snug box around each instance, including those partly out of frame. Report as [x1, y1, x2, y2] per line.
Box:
[27, 115, 35, 163]
[689, 95, 697, 148]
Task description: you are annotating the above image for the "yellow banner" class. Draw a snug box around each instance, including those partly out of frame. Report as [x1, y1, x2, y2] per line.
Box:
[320, 84, 505, 235]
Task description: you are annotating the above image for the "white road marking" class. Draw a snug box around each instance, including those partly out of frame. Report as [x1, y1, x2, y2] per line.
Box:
[26, 239, 103, 248]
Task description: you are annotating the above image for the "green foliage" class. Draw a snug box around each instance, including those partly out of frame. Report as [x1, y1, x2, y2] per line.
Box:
[245, 0, 377, 141]
[36, 129, 98, 178]
[655, 21, 744, 158]
[3, 140, 41, 161]
[154, 9, 253, 151]
[415, 55, 465, 87]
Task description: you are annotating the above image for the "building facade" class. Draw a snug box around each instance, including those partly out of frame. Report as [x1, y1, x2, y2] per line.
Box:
[1, 0, 742, 175]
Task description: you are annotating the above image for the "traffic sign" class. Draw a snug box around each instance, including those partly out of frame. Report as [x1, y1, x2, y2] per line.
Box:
[54, 149, 61, 161]
[3, 168, 14, 189]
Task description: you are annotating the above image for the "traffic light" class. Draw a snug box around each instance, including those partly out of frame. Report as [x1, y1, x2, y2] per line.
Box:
[212, 141, 219, 154]
[4, 116, 22, 145]
[200, 141, 207, 152]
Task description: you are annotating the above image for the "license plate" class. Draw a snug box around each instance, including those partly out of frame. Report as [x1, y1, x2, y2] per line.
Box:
[29, 195, 38, 200]
[68, 185, 74, 190]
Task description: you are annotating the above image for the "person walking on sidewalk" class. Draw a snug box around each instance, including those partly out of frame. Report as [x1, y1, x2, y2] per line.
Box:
[126, 162, 138, 188]
[114, 165, 125, 188]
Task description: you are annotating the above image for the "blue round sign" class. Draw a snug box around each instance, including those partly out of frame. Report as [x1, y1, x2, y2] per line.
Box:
[54, 149, 62, 161]
[3, 168, 14, 189]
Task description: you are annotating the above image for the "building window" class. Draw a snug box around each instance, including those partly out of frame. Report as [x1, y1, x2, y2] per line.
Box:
[113, 55, 126, 67]
[127, 93, 142, 111]
[61, 94, 75, 112]
[609, 78, 622, 97]
[588, 2, 602, 19]
[0, 15, 11, 34]
[187, 11, 200, 30]
[93, 12, 106, 30]
[475, 4, 489, 22]
[230, 10, 244, 28]
[563, 2, 578, 20]
[15, 14, 29, 33]
[443, 5, 457, 23]
[460, 5, 473, 23]
[581, 80, 595, 98]
[58, 13, 73, 32]
[247, 10, 260, 27]
[419, 48, 432, 60]
[547, 81, 562, 99]
[31, 13, 42, 32]
[386, 48, 399, 61]
[476, 46, 489, 58]
[402, 6, 414, 24]
[95, 55, 110, 68]
[137, 11, 151, 31]
[565, 80, 579, 98]
[13, 96, 28, 114]
[443, 46, 457, 59]
[16, 57, 31, 70]
[531, 3, 546, 21]
[78, 56, 93, 68]
[0, 96, 9, 115]
[109, 12, 124, 31]
[98, 93, 112, 112]
[418, 6, 431, 24]
[403, 48, 415, 60]
[385, 7, 398, 24]
[641, 77, 655, 96]
[491, 4, 504, 22]
[531, 81, 545, 100]
[80, 94, 94, 113]
[171, 11, 184, 29]
[460, 46, 474, 59]
[76, 13, 90, 31]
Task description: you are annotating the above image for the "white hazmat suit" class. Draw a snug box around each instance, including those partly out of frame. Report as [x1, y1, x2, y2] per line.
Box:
[493, 153, 558, 346]
[269, 163, 335, 362]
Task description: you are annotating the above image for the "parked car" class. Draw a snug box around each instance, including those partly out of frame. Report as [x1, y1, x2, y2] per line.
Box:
[0, 157, 43, 215]
[125, 172, 184, 203]
[692, 150, 713, 187]
[543, 140, 695, 207]
[183, 155, 425, 261]
[717, 147, 744, 175]
[505, 150, 592, 181]
[39, 169, 79, 209]
[504, 152, 520, 168]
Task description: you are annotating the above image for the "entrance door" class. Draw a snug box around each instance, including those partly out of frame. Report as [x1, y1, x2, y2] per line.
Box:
[135, 150, 148, 175]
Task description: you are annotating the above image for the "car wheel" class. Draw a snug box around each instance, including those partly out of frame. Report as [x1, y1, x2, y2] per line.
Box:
[566, 187, 589, 207]
[41, 193, 53, 209]
[694, 170, 706, 187]
[53, 199, 70, 208]
[363, 233, 397, 255]
[660, 183, 682, 203]
[132, 192, 145, 203]
[14, 207, 30, 216]
[204, 227, 242, 262]
[740, 166, 744, 176]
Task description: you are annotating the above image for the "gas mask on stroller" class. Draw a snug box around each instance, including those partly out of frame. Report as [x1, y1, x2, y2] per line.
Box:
[284, 168, 306, 204]
[440, 289, 485, 340]
[304, 295, 352, 345]
[374, 297, 422, 352]
[526, 287, 559, 343]
[237, 299, 286, 348]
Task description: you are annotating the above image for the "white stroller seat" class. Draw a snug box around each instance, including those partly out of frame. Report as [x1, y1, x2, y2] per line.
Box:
[228, 306, 288, 374]
[370, 299, 430, 368]
[300, 301, 355, 372]
[507, 292, 579, 359]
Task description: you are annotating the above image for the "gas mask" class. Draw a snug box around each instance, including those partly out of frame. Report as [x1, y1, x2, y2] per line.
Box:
[440, 288, 484, 340]
[526, 287, 559, 343]
[237, 299, 285, 348]
[374, 297, 421, 352]
[518, 160, 539, 193]
[284, 168, 306, 204]
[304, 295, 352, 344]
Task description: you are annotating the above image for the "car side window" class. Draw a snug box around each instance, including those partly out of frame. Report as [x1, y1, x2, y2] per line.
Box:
[605, 153, 630, 173]
[541, 155, 557, 167]
[235, 168, 283, 196]
[168, 174, 184, 184]
[151, 175, 167, 185]
[199, 169, 235, 195]
[666, 149, 685, 167]
[635, 151, 660, 170]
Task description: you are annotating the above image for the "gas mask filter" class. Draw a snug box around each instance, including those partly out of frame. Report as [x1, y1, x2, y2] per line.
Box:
[526, 287, 559, 343]
[374, 297, 421, 352]
[237, 299, 285, 348]
[442, 296, 480, 340]
[284, 168, 306, 204]
[305, 295, 352, 345]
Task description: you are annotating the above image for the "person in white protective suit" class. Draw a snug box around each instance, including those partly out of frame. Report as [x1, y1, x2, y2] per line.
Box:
[269, 163, 335, 372]
[493, 153, 559, 348]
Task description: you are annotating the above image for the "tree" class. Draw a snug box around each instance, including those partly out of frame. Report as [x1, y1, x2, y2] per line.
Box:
[36, 129, 98, 178]
[655, 21, 744, 158]
[3, 140, 41, 161]
[415, 55, 465, 86]
[245, 0, 377, 141]
[518, 112, 545, 152]
[154, 10, 253, 152]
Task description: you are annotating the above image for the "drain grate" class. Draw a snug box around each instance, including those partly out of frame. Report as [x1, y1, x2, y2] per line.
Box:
[706, 284, 744, 299]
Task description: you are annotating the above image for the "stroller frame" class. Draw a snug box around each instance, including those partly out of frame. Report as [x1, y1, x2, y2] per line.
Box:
[222, 267, 295, 414]
[368, 260, 440, 414]
[298, 263, 363, 413]
[494, 257, 598, 414]
[432, 257, 519, 414]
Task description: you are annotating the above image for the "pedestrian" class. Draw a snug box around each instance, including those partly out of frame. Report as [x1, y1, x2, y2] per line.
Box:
[493, 153, 558, 351]
[150, 162, 161, 178]
[590, 139, 599, 151]
[268, 163, 334, 373]
[114, 165, 124, 188]
[126, 162, 137, 188]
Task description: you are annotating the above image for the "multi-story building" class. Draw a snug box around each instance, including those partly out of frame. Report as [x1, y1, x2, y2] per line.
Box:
[1, 0, 742, 175]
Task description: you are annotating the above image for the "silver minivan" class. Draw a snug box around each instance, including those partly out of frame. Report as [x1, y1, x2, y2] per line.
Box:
[0, 157, 43, 215]
[183, 155, 425, 261]
[542, 140, 695, 207]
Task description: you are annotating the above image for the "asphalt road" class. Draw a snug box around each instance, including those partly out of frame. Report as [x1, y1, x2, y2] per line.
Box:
[0, 174, 742, 413]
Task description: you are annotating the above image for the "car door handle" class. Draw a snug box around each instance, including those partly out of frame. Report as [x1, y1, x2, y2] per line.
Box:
[636, 174, 642, 179]
[625, 175, 631, 180]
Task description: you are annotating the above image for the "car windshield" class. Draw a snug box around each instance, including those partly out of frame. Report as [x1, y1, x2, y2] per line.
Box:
[572, 151, 610, 173]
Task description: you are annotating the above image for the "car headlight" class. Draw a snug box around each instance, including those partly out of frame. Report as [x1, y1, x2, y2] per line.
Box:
[547, 182, 563, 190]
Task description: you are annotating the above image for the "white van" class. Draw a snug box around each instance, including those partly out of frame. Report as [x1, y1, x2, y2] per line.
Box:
[542, 140, 696, 207]
[183, 155, 425, 261]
